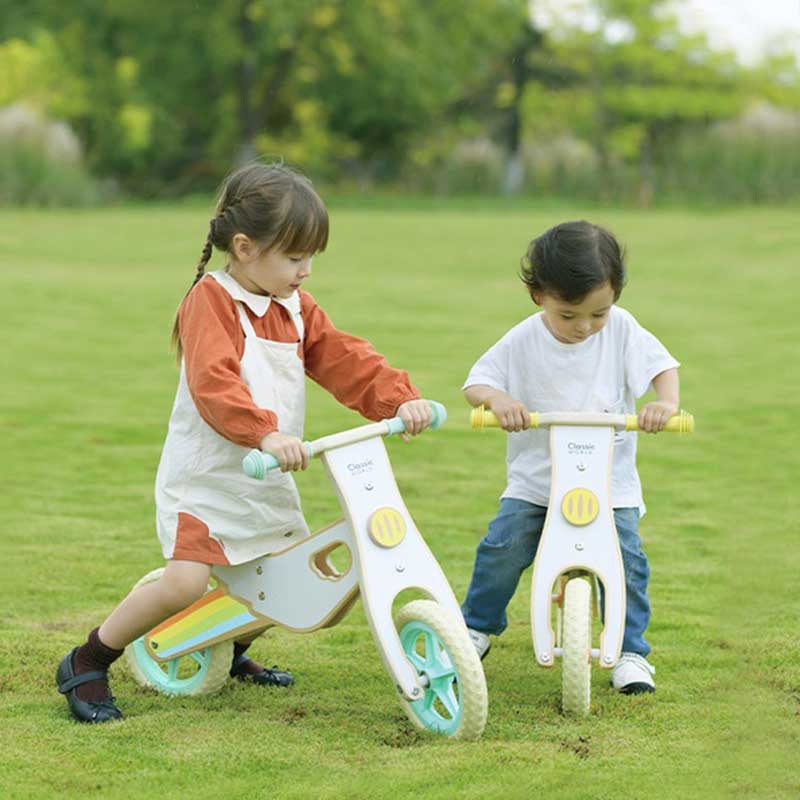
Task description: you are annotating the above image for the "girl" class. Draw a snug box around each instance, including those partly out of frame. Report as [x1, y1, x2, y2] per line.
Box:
[460, 220, 680, 694]
[57, 163, 432, 723]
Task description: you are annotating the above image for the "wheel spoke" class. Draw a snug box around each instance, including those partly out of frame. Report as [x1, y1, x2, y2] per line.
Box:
[189, 651, 206, 667]
[406, 648, 426, 671]
[435, 683, 460, 718]
[167, 659, 179, 681]
[435, 664, 458, 683]
[426, 646, 456, 682]
[423, 631, 438, 667]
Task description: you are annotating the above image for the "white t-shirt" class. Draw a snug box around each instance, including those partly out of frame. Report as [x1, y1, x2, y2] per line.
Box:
[463, 306, 679, 515]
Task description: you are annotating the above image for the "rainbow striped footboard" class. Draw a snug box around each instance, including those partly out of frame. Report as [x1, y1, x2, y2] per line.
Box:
[145, 588, 267, 661]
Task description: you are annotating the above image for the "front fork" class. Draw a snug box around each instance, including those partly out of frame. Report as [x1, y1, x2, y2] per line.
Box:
[322, 437, 466, 701]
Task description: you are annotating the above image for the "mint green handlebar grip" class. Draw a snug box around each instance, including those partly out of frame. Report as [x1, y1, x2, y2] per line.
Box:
[385, 400, 447, 435]
[427, 400, 447, 431]
[243, 443, 313, 479]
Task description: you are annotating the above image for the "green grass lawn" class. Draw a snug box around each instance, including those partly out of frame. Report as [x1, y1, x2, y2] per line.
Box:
[1, 201, 798, 799]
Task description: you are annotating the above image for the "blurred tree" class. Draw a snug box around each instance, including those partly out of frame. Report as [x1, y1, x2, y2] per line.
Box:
[530, 0, 747, 204]
[0, 0, 226, 191]
[1, 0, 796, 199]
[302, 0, 522, 180]
[0, 0, 524, 191]
[748, 50, 800, 111]
[0, 31, 90, 118]
[429, 3, 569, 194]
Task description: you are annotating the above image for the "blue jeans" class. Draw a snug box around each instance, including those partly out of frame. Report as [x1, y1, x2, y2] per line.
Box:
[461, 498, 651, 657]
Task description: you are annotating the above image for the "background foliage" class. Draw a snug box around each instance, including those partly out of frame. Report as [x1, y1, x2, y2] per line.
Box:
[1, 0, 799, 203]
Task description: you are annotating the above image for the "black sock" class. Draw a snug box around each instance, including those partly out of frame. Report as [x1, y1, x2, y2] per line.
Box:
[71, 627, 124, 702]
[232, 641, 250, 662]
[231, 641, 266, 676]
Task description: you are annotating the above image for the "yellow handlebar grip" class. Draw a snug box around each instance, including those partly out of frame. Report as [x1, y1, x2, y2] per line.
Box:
[625, 410, 695, 433]
[470, 405, 540, 430]
[470, 405, 495, 430]
[669, 410, 694, 433]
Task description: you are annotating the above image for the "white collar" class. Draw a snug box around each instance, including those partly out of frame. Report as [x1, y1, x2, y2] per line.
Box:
[208, 270, 301, 317]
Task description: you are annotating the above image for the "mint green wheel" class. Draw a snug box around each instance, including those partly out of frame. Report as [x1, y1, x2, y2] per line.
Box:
[396, 600, 487, 740]
[123, 568, 233, 696]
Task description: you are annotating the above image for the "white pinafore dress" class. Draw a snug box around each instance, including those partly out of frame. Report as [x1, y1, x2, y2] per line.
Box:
[155, 270, 310, 565]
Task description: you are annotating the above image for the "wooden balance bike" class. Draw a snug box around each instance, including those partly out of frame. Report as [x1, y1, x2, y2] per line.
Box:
[124, 401, 488, 740]
[470, 406, 694, 715]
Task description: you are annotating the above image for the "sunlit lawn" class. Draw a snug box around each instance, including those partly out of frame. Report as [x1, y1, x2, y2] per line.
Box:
[1, 200, 798, 798]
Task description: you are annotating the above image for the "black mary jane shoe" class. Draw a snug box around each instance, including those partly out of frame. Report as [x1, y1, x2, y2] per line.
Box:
[230, 654, 294, 687]
[56, 648, 123, 723]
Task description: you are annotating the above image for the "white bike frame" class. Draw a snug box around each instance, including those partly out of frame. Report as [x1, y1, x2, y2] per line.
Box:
[143, 408, 464, 702]
[531, 420, 623, 669]
[471, 408, 693, 670]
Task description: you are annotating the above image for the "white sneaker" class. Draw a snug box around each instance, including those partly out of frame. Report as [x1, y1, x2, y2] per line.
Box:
[610, 652, 655, 694]
[467, 628, 491, 660]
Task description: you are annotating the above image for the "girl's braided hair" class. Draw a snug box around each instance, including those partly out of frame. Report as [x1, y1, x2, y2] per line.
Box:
[171, 162, 329, 360]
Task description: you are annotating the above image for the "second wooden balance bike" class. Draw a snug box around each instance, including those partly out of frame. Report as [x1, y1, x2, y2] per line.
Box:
[124, 401, 488, 740]
[471, 405, 694, 716]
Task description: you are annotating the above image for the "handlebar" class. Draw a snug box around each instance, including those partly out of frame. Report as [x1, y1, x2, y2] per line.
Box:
[243, 400, 448, 479]
[470, 405, 694, 434]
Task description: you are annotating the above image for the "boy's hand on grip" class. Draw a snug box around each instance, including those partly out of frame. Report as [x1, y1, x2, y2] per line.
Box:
[259, 432, 310, 471]
[637, 400, 679, 433]
[489, 394, 530, 432]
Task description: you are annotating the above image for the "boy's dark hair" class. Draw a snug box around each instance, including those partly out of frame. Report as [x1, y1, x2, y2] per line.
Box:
[520, 220, 626, 303]
[172, 162, 329, 359]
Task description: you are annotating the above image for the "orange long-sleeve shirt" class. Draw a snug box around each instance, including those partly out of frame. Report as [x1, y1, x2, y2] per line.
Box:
[178, 275, 420, 447]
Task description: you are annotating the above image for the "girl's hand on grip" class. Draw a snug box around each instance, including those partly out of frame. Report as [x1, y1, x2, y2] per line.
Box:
[397, 399, 432, 441]
[259, 432, 310, 471]
[489, 394, 530, 432]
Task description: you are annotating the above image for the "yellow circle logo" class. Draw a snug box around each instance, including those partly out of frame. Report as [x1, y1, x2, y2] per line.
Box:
[368, 507, 407, 548]
[561, 488, 599, 527]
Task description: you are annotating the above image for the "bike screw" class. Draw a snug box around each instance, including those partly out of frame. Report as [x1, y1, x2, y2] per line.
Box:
[541, 653, 550, 662]
[604, 655, 613, 664]
[575, 543, 584, 551]
[395, 563, 405, 573]
[412, 688, 420, 696]
[256, 566, 263, 575]
[258, 591, 265, 601]
[364, 482, 374, 491]
[577, 462, 587, 471]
